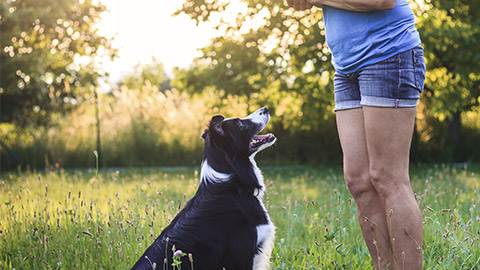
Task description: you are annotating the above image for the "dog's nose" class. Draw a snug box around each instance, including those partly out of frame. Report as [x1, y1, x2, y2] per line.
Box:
[260, 107, 269, 115]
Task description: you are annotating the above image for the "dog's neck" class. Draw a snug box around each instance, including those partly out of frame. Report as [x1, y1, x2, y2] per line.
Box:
[200, 157, 266, 199]
[250, 156, 266, 199]
[200, 159, 233, 184]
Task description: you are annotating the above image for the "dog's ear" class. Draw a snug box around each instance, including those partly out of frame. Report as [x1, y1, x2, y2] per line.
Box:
[202, 115, 225, 140]
[209, 115, 226, 137]
[201, 129, 208, 140]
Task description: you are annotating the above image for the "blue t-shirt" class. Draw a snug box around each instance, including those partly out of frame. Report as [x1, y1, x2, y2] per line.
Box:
[322, 0, 421, 74]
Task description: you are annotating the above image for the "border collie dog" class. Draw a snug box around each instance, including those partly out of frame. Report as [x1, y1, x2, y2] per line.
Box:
[132, 107, 276, 270]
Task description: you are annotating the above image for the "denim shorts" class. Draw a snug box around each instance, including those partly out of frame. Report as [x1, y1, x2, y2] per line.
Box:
[334, 46, 426, 111]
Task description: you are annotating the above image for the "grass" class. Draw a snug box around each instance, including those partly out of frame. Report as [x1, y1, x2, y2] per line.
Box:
[0, 164, 479, 269]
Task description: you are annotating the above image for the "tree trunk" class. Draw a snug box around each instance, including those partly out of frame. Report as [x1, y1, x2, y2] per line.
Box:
[95, 88, 103, 168]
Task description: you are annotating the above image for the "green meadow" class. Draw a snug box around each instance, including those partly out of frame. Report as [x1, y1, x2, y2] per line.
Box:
[2, 0, 480, 269]
[1, 165, 479, 269]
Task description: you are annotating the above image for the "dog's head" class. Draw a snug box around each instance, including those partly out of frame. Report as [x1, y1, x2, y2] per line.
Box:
[201, 107, 276, 186]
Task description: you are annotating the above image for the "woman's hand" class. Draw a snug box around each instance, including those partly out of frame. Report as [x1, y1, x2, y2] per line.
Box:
[286, 0, 314, 11]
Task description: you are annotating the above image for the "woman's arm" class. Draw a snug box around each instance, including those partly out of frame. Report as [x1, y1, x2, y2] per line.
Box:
[308, 0, 396, 11]
[286, 0, 313, 11]
[286, 0, 396, 12]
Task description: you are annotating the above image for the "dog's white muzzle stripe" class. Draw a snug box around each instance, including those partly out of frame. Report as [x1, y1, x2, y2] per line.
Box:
[242, 107, 269, 127]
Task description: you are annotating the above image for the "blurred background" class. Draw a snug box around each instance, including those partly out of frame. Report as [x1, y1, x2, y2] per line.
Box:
[1, 0, 479, 171]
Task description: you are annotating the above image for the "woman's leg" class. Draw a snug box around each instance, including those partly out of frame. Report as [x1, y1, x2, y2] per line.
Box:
[336, 108, 393, 270]
[363, 106, 423, 270]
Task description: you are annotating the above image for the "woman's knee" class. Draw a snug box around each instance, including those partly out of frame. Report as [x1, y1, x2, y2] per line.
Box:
[344, 169, 375, 199]
[369, 165, 409, 197]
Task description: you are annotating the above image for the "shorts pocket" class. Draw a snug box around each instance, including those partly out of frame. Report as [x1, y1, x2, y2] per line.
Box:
[413, 47, 426, 92]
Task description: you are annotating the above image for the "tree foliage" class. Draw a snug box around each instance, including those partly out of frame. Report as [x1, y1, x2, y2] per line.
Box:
[0, 0, 116, 125]
[173, 2, 335, 123]
[416, 0, 480, 117]
[413, 0, 480, 160]
[171, 1, 345, 163]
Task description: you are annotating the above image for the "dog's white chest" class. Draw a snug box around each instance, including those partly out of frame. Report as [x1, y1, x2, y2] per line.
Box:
[253, 220, 275, 270]
[251, 161, 275, 270]
[256, 222, 275, 245]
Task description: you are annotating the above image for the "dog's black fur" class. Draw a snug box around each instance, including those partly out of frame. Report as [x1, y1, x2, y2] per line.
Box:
[131, 107, 276, 270]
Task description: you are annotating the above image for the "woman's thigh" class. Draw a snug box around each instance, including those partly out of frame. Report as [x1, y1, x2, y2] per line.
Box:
[363, 106, 417, 193]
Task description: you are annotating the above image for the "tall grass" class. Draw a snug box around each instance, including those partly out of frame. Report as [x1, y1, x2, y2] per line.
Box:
[0, 86, 252, 170]
[1, 165, 479, 269]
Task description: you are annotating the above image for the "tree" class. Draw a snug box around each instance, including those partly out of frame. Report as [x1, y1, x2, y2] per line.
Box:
[172, 0, 341, 163]
[414, 0, 480, 160]
[0, 0, 117, 126]
[173, 0, 334, 98]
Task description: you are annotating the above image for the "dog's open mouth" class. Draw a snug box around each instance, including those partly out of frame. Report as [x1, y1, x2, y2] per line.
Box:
[250, 133, 276, 149]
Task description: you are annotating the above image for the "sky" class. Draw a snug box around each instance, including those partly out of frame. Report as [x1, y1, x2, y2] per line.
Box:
[97, 0, 221, 83]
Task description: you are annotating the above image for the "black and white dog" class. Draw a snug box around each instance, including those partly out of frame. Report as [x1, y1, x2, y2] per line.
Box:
[131, 107, 276, 270]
